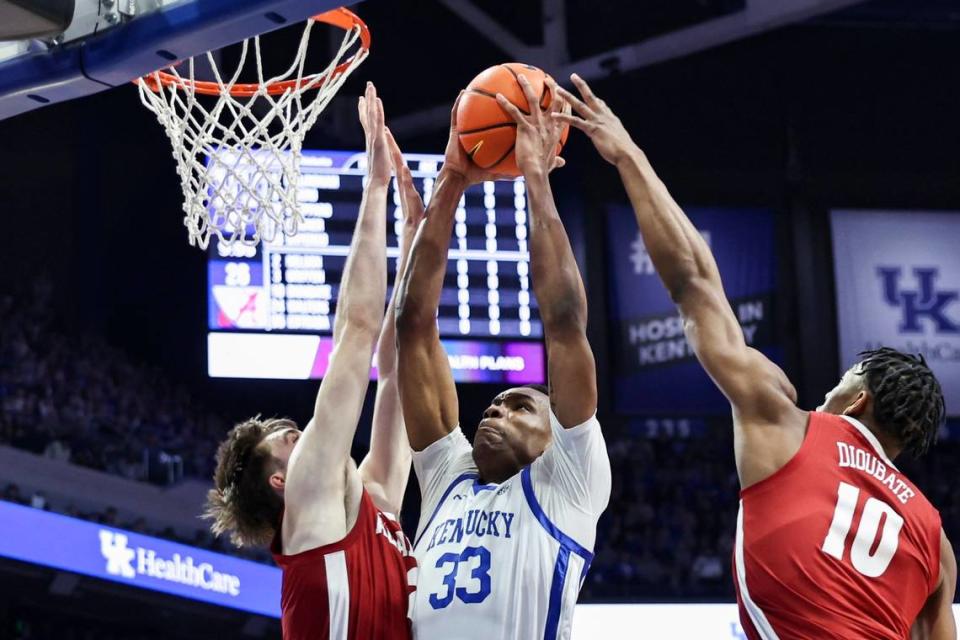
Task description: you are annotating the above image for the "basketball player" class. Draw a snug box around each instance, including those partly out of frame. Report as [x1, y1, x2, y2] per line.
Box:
[553, 74, 957, 639]
[204, 82, 420, 640]
[395, 77, 611, 639]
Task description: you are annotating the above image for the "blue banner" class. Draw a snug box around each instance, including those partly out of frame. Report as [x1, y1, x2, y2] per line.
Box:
[606, 205, 780, 414]
[832, 210, 960, 415]
[0, 501, 281, 617]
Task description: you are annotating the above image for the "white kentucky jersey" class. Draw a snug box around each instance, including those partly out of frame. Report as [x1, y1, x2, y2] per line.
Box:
[410, 412, 611, 640]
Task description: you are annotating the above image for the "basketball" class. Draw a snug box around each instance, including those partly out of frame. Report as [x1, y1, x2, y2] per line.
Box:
[456, 63, 570, 177]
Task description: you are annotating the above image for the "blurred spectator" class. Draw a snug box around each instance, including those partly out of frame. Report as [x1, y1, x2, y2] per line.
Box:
[0, 284, 222, 483]
[3, 483, 25, 505]
[28, 491, 47, 510]
[42, 436, 71, 463]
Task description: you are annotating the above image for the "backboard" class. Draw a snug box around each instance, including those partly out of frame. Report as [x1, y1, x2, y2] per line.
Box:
[0, 0, 361, 121]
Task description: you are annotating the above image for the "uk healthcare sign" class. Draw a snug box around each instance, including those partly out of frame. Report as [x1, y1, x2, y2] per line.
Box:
[831, 210, 960, 416]
[0, 500, 281, 616]
[606, 205, 781, 414]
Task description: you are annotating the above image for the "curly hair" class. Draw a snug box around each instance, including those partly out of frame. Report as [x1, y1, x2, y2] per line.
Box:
[203, 416, 295, 548]
[856, 348, 946, 457]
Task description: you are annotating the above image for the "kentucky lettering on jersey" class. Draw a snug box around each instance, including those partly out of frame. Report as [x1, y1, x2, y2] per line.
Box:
[424, 509, 516, 551]
[410, 412, 611, 640]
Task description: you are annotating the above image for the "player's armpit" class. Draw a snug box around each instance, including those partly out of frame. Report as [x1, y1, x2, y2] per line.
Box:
[913, 531, 958, 640]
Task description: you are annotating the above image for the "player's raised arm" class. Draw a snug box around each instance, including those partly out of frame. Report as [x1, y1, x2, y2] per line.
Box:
[554, 75, 804, 482]
[495, 77, 595, 428]
[912, 530, 958, 640]
[359, 131, 423, 514]
[282, 82, 388, 538]
[394, 94, 503, 451]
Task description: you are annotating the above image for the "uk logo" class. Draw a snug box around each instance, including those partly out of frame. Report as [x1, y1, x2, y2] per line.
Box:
[877, 267, 960, 334]
[99, 530, 136, 579]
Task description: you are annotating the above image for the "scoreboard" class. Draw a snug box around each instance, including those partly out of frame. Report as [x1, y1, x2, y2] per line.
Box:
[207, 150, 545, 384]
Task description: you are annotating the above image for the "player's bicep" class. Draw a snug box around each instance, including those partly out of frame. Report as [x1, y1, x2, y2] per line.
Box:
[545, 329, 598, 429]
[396, 327, 458, 451]
[679, 277, 796, 423]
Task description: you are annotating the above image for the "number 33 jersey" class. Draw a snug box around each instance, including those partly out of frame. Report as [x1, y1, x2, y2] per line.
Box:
[410, 412, 611, 640]
[735, 412, 942, 640]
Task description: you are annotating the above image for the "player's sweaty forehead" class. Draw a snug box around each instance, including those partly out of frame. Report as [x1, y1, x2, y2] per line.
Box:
[492, 388, 546, 406]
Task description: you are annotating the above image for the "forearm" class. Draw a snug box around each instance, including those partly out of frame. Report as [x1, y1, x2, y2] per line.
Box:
[333, 181, 389, 342]
[375, 222, 416, 377]
[366, 246, 411, 468]
[525, 172, 587, 331]
[362, 364, 411, 511]
[395, 169, 466, 329]
[615, 148, 721, 297]
[394, 168, 464, 450]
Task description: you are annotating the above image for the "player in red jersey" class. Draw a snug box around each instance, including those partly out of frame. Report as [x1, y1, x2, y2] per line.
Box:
[554, 74, 957, 639]
[203, 83, 419, 640]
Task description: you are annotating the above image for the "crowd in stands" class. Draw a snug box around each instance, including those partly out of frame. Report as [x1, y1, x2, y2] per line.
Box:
[0, 282, 224, 485]
[2, 282, 959, 601]
[0, 282, 269, 563]
[585, 427, 740, 600]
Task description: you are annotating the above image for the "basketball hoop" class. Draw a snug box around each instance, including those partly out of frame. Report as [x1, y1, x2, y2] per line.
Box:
[137, 8, 370, 249]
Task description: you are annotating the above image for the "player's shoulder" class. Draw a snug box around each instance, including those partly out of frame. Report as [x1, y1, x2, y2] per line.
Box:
[547, 410, 606, 445]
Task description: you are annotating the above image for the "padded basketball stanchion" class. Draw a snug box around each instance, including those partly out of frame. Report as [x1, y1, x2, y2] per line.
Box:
[136, 7, 370, 249]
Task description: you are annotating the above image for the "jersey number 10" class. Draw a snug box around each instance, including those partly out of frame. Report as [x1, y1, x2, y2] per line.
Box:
[821, 481, 905, 578]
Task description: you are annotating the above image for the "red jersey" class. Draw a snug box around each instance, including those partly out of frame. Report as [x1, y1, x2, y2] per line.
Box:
[735, 412, 941, 640]
[272, 490, 417, 640]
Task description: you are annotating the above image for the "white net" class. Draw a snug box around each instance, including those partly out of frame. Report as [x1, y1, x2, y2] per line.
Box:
[137, 16, 368, 249]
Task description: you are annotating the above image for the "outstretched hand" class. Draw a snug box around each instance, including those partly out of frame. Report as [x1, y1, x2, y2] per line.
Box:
[551, 74, 639, 167]
[385, 128, 425, 255]
[358, 81, 391, 185]
[495, 74, 567, 178]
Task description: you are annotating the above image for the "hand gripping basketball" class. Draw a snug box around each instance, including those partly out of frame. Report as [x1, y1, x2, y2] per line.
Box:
[455, 63, 570, 177]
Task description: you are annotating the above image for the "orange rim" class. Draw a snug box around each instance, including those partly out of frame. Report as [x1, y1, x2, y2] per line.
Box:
[138, 7, 370, 97]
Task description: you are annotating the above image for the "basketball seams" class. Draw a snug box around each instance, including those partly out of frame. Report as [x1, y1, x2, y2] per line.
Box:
[465, 88, 530, 117]
[459, 122, 518, 136]
[481, 141, 517, 171]
[499, 64, 536, 114]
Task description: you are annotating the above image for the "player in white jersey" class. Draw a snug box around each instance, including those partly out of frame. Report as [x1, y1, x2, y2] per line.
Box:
[395, 76, 611, 639]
